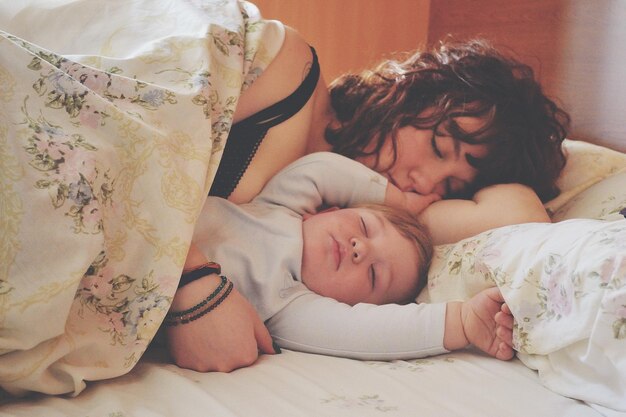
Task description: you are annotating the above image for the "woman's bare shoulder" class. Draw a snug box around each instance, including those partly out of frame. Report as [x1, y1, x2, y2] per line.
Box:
[233, 26, 315, 122]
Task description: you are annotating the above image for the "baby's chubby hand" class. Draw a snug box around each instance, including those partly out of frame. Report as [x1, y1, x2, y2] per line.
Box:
[402, 191, 442, 214]
[384, 182, 441, 214]
[462, 287, 515, 361]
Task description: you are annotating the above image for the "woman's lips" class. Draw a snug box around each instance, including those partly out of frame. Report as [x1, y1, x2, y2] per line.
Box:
[388, 173, 420, 194]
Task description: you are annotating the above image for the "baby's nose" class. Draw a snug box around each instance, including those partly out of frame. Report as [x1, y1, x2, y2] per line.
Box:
[350, 238, 368, 263]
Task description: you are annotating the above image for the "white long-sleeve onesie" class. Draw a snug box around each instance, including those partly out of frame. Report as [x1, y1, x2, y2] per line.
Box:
[193, 152, 447, 360]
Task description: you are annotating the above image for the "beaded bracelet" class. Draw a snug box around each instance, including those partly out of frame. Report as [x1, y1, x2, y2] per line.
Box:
[178, 262, 221, 288]
[170, 275, 228, 317]
[165, 276, 233, 327]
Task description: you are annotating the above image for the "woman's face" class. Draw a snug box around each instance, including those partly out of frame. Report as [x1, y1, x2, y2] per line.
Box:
[356, 116, 490, 198]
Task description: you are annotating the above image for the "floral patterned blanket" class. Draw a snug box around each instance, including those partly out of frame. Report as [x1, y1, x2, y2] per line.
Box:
[417, 140, 626, 412]
[0, 0, 282, 396]
[421, 218, 626, 411]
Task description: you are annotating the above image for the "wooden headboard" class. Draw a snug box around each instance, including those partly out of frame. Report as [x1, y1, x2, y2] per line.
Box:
[428, 0, 626, 152]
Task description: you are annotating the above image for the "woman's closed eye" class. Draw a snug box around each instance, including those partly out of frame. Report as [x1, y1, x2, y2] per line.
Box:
[430, 133, 453, 196]
[430, 132, 443, 159]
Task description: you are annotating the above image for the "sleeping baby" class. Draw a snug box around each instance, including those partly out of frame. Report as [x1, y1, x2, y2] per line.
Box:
[166, 152, 515, 363]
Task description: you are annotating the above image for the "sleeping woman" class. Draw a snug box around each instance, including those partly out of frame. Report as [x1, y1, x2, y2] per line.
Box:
[0, 0, 568, 395]
[172, 17, 569, 372]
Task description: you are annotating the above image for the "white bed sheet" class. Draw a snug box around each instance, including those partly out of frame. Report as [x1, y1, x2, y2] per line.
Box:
[0, 347, 603, 417]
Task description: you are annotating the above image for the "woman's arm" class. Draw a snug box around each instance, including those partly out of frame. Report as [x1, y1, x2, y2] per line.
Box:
[170, 26, 321, 371]
[227, 26, 333, 205]
[166, 244, 277, 372]
[418, 183, 550, 245]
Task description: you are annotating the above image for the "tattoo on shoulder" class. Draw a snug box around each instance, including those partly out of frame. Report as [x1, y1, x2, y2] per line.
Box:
[302, 61, 312, 81]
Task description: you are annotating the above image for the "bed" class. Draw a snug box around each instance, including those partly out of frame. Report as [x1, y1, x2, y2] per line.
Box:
[3, 141, 624, 417]
[1, 1, 625, 416]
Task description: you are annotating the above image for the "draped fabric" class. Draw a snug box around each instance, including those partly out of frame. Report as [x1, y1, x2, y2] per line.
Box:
[421, 218, 626, 411]
[0, 0, 283, 396]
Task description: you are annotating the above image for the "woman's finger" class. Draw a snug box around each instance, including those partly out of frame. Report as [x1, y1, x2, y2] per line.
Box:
[253, 314, 279, 355]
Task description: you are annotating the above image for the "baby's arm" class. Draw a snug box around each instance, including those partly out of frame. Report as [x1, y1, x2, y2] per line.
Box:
[418, 183, 550, 245]
[256, 151, 441, 215]
[254, 152, 388, 214]
[267, 294, 448, 360]
[267, 289, 514, 361]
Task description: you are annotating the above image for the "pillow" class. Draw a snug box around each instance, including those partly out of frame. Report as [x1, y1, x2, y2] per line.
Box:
[551, 170, 626, 222]
[417, 229, 498, 303]
[419, 141, 626, 304]
[417, 218, 626, 306]
[545, 139, 626, 216]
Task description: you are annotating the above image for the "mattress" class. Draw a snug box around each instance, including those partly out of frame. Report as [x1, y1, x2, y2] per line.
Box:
[0, 347, 606, 417]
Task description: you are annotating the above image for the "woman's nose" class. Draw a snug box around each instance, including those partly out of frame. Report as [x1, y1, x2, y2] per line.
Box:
[409, 169, 447, 197]
[350, 237, 368, 263]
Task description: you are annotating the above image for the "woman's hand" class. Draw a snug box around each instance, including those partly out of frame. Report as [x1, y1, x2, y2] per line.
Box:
[166, 274, 277, 372]
[165, 243, 277, 372]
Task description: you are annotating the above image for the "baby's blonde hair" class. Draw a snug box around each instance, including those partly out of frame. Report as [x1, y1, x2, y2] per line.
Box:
[357, 203, 432, 303]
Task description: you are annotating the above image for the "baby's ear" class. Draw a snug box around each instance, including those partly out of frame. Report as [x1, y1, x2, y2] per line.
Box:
[302, 206, 340, 221]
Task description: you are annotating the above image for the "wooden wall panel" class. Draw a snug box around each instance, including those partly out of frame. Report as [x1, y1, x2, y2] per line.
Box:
[251, 0, 431, 83]
[428, 0, 626, 152]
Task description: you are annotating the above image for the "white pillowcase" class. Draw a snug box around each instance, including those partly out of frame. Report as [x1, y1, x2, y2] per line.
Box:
[545, 139, 626, 217]
[419, 140, 626, 304]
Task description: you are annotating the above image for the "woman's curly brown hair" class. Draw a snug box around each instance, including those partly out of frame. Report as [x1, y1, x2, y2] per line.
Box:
[325, 39, 570, 201]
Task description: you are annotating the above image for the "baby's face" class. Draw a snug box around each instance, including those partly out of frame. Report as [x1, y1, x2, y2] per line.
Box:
[301, 207, 420, 305]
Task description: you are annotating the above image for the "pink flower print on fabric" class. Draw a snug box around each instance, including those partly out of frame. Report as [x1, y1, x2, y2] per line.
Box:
[540, 260, 573, 320]
[78, 104, 107, 128]
[599, 257, 626, 286]
[80, 267, 115, 301]
[61, 61, 107, 91]
[62, 147, 96, 183]
[80, 199, 102, 231]
[34, 136, 70, 162]
[546, 276, 573, 318]
[97, 311, 126, 340]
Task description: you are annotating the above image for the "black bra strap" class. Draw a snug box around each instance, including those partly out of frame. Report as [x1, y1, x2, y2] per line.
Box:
[209, 46, 320, 198]
[234, 46, 320, 128]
